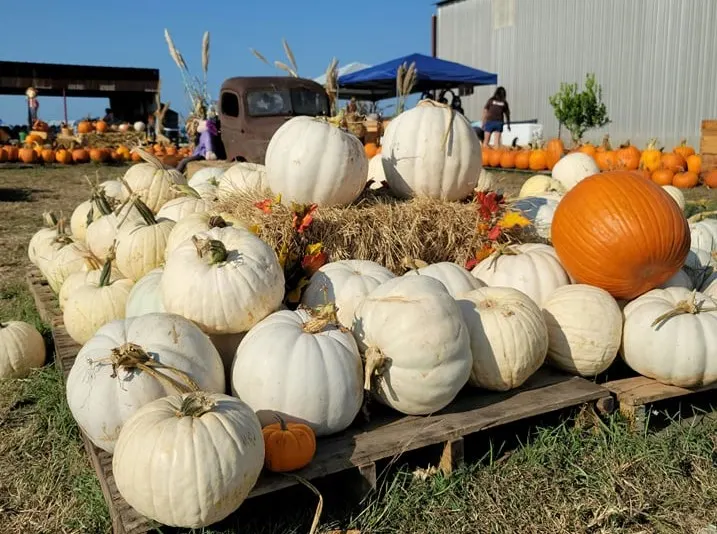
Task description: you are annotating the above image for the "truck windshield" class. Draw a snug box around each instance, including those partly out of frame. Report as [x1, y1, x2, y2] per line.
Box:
[247, 88, 329, 117]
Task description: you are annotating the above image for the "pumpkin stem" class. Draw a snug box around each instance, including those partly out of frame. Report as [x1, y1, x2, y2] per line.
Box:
[400, 257, 429, 272]
[363, 346, 388, 391]
[651, 290, 717, 328]
[486, 243, 519, 271]
[176, 392, 217, 418]
[105, 342, 200, 393]
[192, 236, 228, 264]
[92, 189, 114, 217]
[42, 211, 58, 228]
[98, 243, 117, 287]
[273, 413, 289, 431]
[131, 196, 158, 226]
[208, 215, 228, 229]
[301, 302, 339, 333]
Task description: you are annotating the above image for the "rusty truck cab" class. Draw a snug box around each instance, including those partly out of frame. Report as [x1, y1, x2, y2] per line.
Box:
[218, 76, 330, 163]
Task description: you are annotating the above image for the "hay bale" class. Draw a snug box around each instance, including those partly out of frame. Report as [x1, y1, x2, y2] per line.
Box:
[216, 187, 489, 274]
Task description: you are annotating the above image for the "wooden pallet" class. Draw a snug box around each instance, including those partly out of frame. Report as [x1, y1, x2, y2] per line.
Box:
[27, 268, 612, 534]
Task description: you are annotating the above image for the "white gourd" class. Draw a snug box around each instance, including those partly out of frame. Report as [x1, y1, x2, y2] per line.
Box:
[622, 287, 717, 387]
[125, 267, 165, 317]
[661, 185, 685, 211]
[471, 243, 571, 306]
[541, 284, 622, 377]
[266, 116, 367, 207]
[301, 259, 396, 329]
[66, 313, 225, 453]
[164, 212, 244, 260]
[231, 306, 363, 436]
[353, 275, 472, 415]
[162, 226, 285, 334]
[0, 321, 46, 379]
[404, 261, 484, 298]
[518, 175, 565, 198]
[457, 286, 548, 391]
[112, 392, 264, 529]
[119, 149, 187, 213]
[380, 100, 482, 201]
[216, 162, 267, 200]
[551, 152, 599, 191]
[156, 196, 215, 222]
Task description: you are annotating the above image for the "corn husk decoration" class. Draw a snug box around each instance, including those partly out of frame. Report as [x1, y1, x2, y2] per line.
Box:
[396, 61, 417, 114]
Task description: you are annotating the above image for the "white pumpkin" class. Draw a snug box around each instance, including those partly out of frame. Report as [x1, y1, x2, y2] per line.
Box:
[187, 166, 225, 188]
[165, 212, 244, 260]
[518, 175, 565, 198]
[156, 195, 215, 222]
[66, 313, 225, 453]
[510, 194, 561, 240]
[120, 149, 187, 212]
[353, 275, 472, 415]
[58, 257, 121, 310]
[457, 287, 548, 391]
[231, 307, 363, 436]
[685, 248, 715, 271]
[658, 268, 694, 290]
[41, 238, 95, 294]
[404, 261, 484, 298]
[701, 273, 717, 299]
[162, 226, 285, 334]
[689, 219, 717, 254]
[661, 185, 685, 211]
[113, 392, 264, 529]
[86, 203, 143, 263]
[133, 121, 146, 132]
[622, 287, 717, 387]
[118, 123, 130, 133]
[471, 243, 571, 306]
[551, 152, 599, 191]
[115, 200, 175, 281]
[366, 154, 386, 190]
[216, 162, 267, 200]
[98, 180, 123, 202]
[192, 182, 219, 201]
[541, 284, 622, 377]
[28, 212, 62, 266]
[63, 260, 134, 345]
[0, 321, 46, 379]
[125, 267, 165, 317]
[380, 100, 481, 201]
[301, 259, 396, 329]
[266, 116, 367, 207]
[70, 200, 103, 242]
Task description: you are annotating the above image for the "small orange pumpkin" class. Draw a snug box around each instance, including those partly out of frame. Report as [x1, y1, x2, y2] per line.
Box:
[651, 168, 674, 186]
[488, 147, 503, 167]
[499, 148, 517, 169]
[72, 148, 89, 163]
[514, 149, 531, 170]
[161, 154, 181, 167]
[130, 151, 143, 162]
[77, 120, 93, 134]
[639, 139, 662, 172]
[25, 134, 42, 146]
[661, 152, 686, 173]
[545, 138, 564, 169]
[19, 147, 37, 164]
[262, 415, 316, 473]
[364, 142, 378, 158]
[672, 171, 699, 189]
[89, 148, 108, 163]
[577, 143, 597, 158]
[686, 154, 701, 174]
[94, 120, 108, 133]
[165, 145, 178, 156]
[55, 149, 72, 164]
[631, 169, 652, 181]
[3, 146, 19, 162]
[41, 148, 55, 163]
[616, 141, 641, 171]
[704, 170, 717, 188]
[673, 139, 695, 160]
[481, 146, 493, 166]
[594, 136, 618, 171]
[528, 148, 548, 171]
[0, 148, 7, 163]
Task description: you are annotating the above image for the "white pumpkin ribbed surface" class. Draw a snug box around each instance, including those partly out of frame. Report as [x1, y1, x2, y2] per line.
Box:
[187, 166, 225, 188]
[164, 212, 244, 260]
[125, 267, 165, 317]
[0, 321, 46, 379]
[404, 261, 484, 298]
[661, 185, 685, 211]
[64, 278, 134, 345]
[156, 196, 214, 222]
[216, 162, 267, 200]
[689, 219, 717, 254]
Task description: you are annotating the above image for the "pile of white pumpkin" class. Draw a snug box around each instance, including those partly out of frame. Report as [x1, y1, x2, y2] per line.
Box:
[9, 102, 717, 530]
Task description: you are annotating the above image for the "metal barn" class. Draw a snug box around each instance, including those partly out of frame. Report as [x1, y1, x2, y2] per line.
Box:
[435, 0, 717, 148]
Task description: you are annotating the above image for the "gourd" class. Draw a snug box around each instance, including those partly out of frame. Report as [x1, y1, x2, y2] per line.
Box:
[66, 313, 225, 453]
[125, 267, 165, 317]
[551, 171, 690, 299]
[164, 213, 244, 259]
[403, 261, 484, 298]
[518, 175, 565, 198]
[639, 139, 662, 172]
[155, 193, 215, 222]
[457, 286, 548, 391]
[0, 321, 46, 379]
[115, 198, 175, 281]
[216, 162, 267, 200]
[119, 149, 187, 212]
[266, 116, 367, 207]
[661, 185, 685, 211]
[541, 285, 622, 377]
[162, 227, 285, 334]
[471, 243, 571, 306]
[301, 259, 395, 329]
[113, 392, 264, 528]
[380, 100, 482, 201]
[622, 288, 717, 387]
[551, 152, 599, 191]
[63, 251, 134, 344]
[353, 275, 472, 415]
[231, 305, 363, 436]
[262, 415, 316, 473]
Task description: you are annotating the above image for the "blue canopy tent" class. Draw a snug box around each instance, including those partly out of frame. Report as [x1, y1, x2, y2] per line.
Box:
[337, 53, 497, 101]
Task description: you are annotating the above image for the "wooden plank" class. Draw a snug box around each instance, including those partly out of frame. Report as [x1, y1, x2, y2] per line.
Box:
[702, 153, 717, 172]
[483, 166, 551, 176]
[25, 269, 60, 324]
[603, 375, 717, 407]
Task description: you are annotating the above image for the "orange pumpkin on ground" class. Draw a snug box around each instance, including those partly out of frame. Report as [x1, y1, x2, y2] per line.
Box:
[545, 138, 564, 169]
[673, 139, 695, 160]
[651, 169, 674, 186]
[161, 154, 181, 167]
[94, 120, 108, 133]
[686, 154, 701, 174]
[89, 148, 108, 163]
[528, 148, 548, 171]
[364, 142, 379, 158]
[19, 147, 37, 163]
[514, 149, 531, 170]
[41, 148, 55, 164]
[130, 151, 143, 162]
[55, 149, 72, 164]
[72, 148, 89, 163]
[165, 145, 178, 156]
[482, 146, 492, 166]
[661, 152, 686, 173]
[616, 141, 641, 170]
[594, 136, 618, 171]
[704, 170, 717, 188]
[639, 139, 662, 172]
[262, 415, 316, 473]
[551, 171, 690, 300]
[77, 121, 93, 134]
[672, 171, 699, 189]
[499, 148, 518, 169]
[487, 147, 503, 167]
[3, 146, 19, 162]
[0, 148, 7, 163]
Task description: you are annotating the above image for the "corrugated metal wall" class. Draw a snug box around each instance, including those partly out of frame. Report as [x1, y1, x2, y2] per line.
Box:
[437, 0, 717, 149]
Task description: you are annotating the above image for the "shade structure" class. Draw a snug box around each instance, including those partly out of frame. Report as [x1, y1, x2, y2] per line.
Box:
[337, 53, 497, 101]
[313, 62, 372, 86]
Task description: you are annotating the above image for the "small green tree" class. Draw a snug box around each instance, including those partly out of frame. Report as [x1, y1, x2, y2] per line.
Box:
[549, 73, 610, 145]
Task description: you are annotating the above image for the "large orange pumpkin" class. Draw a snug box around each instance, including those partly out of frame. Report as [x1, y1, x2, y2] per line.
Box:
[551, 171, 690, 300]
[673, 139, 695, 160]
[19, 147, 37, 163]
[672, 171, 699, 189]
[639, 139, 662, 172]
[704, 170, 717, 188]
[651, 168, 674, 186]
[686, 154, 701, 174]
[55, 149, 72, 164]
[94, 120, 108, 133]
[72, 148, 89, 163]
[514, 149, 531, 170]
[528, 149, 548, 171]
[77, 121, 93, 134]
[661, 152, 686, 173]
[616, 141, 641, 170]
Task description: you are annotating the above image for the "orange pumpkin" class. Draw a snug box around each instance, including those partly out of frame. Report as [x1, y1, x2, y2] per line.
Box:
[262, 415, 316, 473]
[364, 142, 378, 158]
[661, 152, 686, 173]
[376, 146, 382, 155]
[616, 141, 641, 171]
[704, 170, 717, 188]
[0, 148, 7, 163]
[72, 148, 89, 163]
[165, 145, 178, 156]
[77, 120, 93, 134]
[577, 143, 597, 158]
[551, 171, 690, 300]
[672, 171, 699, 189]
[487, 147, 503, 167]
[514, 149, 531, 170]
[651, 169, 674, 186]
[545, 138, 564, 169]
[482, 146, 492, 166]
[19, 147, 37, 164]
[673, 139, 695, 160]
[3, 146, 19, 162]
[594, 136, 618, 171]
[25, 134, 42, 146]
[686, 154, 701, 174]
[55, 149, 72, 164]
[94, 120, 108, 133]
[89, 148, 107, 163]
[528, 149, 548, 171]
[632, 169, 652, 181]
[499, 148, 517, 169]
[639, 139, 662, 172]
[40, 148, 55, 163]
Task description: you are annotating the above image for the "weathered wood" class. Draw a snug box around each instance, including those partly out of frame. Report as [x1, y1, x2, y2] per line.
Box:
[604, 375, 717, 407]
[439, 437, 465, 475]
[357, 462, 377, 496]
[26, 269, 60, 324]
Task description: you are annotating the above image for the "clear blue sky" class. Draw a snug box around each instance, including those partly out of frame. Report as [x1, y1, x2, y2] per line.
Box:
[0, 0, 436, 125]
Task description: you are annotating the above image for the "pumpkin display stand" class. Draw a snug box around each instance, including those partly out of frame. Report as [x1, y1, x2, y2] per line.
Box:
[27, 266, 613, 534]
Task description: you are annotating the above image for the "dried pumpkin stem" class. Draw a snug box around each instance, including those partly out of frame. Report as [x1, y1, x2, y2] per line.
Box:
[176, 391, 217, 418]
[42, 211, 58, 228]
[651, 290, 717, 328]
[301, 302, 339, 334]
[273, 413, 289, 431]
[98, 243, 117, 287]
[132, 197, 157, 226]
[363, 346, 387, 391]
[208, 215, 228, 228]
[192, 236, 228, 264]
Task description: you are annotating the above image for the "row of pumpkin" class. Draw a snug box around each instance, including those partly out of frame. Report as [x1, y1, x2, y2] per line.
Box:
[0, 143, 190, 165]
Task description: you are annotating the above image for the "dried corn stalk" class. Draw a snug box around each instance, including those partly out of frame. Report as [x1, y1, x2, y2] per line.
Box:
[396, 61, 417, 114]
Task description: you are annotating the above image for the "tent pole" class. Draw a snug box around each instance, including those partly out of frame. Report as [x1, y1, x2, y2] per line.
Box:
[431, 15, 438, 99]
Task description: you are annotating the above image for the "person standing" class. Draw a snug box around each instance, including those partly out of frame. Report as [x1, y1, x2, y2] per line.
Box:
[26, 87, 39, 128]
[481, 86, 511, 148]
